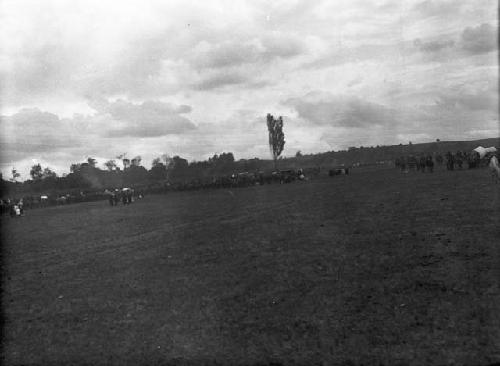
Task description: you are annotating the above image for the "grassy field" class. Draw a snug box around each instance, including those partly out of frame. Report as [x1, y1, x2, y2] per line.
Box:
[2, 167, 499, 366]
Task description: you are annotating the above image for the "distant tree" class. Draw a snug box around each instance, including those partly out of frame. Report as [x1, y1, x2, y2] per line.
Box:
[209, 152, 234, 166]
[295, 150, 302, 158]
[87, 157, 97, 168]
[151, 157, 162, 167]
[149, 158, 167, 181]
[30, 163, 43, 181]
[70, 163, 82, 173]
[161, 154, 175, 180]
[220, 152, 234, 164]
[42, 167, 57, 179]
[131, 156, 142, 166]
[10, 167, 20, 182]
[104, 160, 117, 171]
[122, 158, 131, 170]
[117, 153, 131, 170]
[172, 156, 188, 169]
[266, 113, 285, 170]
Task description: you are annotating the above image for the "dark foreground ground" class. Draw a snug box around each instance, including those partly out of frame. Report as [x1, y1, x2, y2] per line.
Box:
[2, 167, 499, 366]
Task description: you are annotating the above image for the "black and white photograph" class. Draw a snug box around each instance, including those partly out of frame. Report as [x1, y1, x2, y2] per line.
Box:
[0, 0, 498, 365]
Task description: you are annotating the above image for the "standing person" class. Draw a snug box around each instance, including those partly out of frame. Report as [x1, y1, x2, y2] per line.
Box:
[419, 156, 426, 172]
[10, 202, 17, 218]
[426, 155, 434, 173]
[456, 151, 463, 169]
[445, 151, 454, 170]
[18, 198, 24, 216]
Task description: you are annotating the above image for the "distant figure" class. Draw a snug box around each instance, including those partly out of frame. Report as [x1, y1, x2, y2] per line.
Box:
[419, 156, 426, 172]
[400, 156, 407, 172]
[445, 151, 454, 171]
[455, 151, 463, 169]
[425, 155, 434, 173]
[10, 203, 21, 218]
[468, 151, 480, 169]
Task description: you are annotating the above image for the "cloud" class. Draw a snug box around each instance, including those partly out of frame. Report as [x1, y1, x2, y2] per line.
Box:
[284, 91, 397, 128]
[87, 97, 196, 137]
[435, 88, 498, 113]
[192, 33, 305, 71]
[0, 97, 198, 177]
[1, 0, 498, 179]
[0, 108, 80, 157]
[193, 70, 270, 91]
[0, 108, 87, 174]
[412, 0, 466, 19]
[194, 73, 250, 91]
[460, 23, 497, 54]
[413, 38, 455, 53]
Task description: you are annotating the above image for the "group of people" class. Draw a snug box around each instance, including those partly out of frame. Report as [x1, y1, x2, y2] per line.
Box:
[0, 198, 25, 217]
[445, 150, 489, 170]
[395, 155, 435, 173]
[163, 168, 313, 191]
[107, 188, 143, 206]
[396, 150, 494, 173]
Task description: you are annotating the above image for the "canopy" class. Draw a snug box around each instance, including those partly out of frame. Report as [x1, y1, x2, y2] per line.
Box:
[473, 146, 497, 158]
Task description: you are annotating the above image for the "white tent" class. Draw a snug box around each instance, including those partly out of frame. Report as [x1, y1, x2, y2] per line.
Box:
[473, 146, 497, 158]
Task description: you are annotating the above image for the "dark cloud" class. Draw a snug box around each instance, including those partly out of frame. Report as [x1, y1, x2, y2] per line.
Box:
[194, 72, 269, 91]
[435, 87, 498, 113]
[261, 33, 306, 59]
[194, 73, 249, 90]
[196, 43, 259, 69]
[413, 38, 455, 53]
[87, 97, 196, 137]
[193, 33, 306, 71]
[460, 23, 497, 54]
[0, 108, 81, 163]
[284, 92, 397, 128]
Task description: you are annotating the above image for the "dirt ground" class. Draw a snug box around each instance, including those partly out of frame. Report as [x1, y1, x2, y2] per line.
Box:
[2, 167, 499, 365]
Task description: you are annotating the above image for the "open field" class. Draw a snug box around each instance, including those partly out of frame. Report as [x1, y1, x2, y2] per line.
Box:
[2, 167, 499, 365]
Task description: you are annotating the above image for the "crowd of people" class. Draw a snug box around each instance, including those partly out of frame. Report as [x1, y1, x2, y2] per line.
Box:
[0, 198, 25, 217]
[106, 188, 143, 206]
[395, 150, 489, 173]
[4, 150, 494, 217]
[395, 155, 435, 173]
[1, 168, 315, 216]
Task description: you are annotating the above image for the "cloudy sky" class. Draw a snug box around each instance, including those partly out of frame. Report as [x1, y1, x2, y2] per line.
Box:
[0, 0, 498, 179]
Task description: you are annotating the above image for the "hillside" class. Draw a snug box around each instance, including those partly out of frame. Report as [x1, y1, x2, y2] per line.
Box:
[1, 137, 498, 198]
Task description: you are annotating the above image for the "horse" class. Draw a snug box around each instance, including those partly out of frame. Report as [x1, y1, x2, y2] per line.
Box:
[489, 155, 500, 183]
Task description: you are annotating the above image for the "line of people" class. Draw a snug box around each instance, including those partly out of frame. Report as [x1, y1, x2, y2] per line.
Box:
[395, 150, 488, 173]
[395, 155, 434, 173]
[107, 188, 144, 206]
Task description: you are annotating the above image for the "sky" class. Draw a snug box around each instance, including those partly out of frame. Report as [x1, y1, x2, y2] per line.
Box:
[0, 0, 498, 180]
